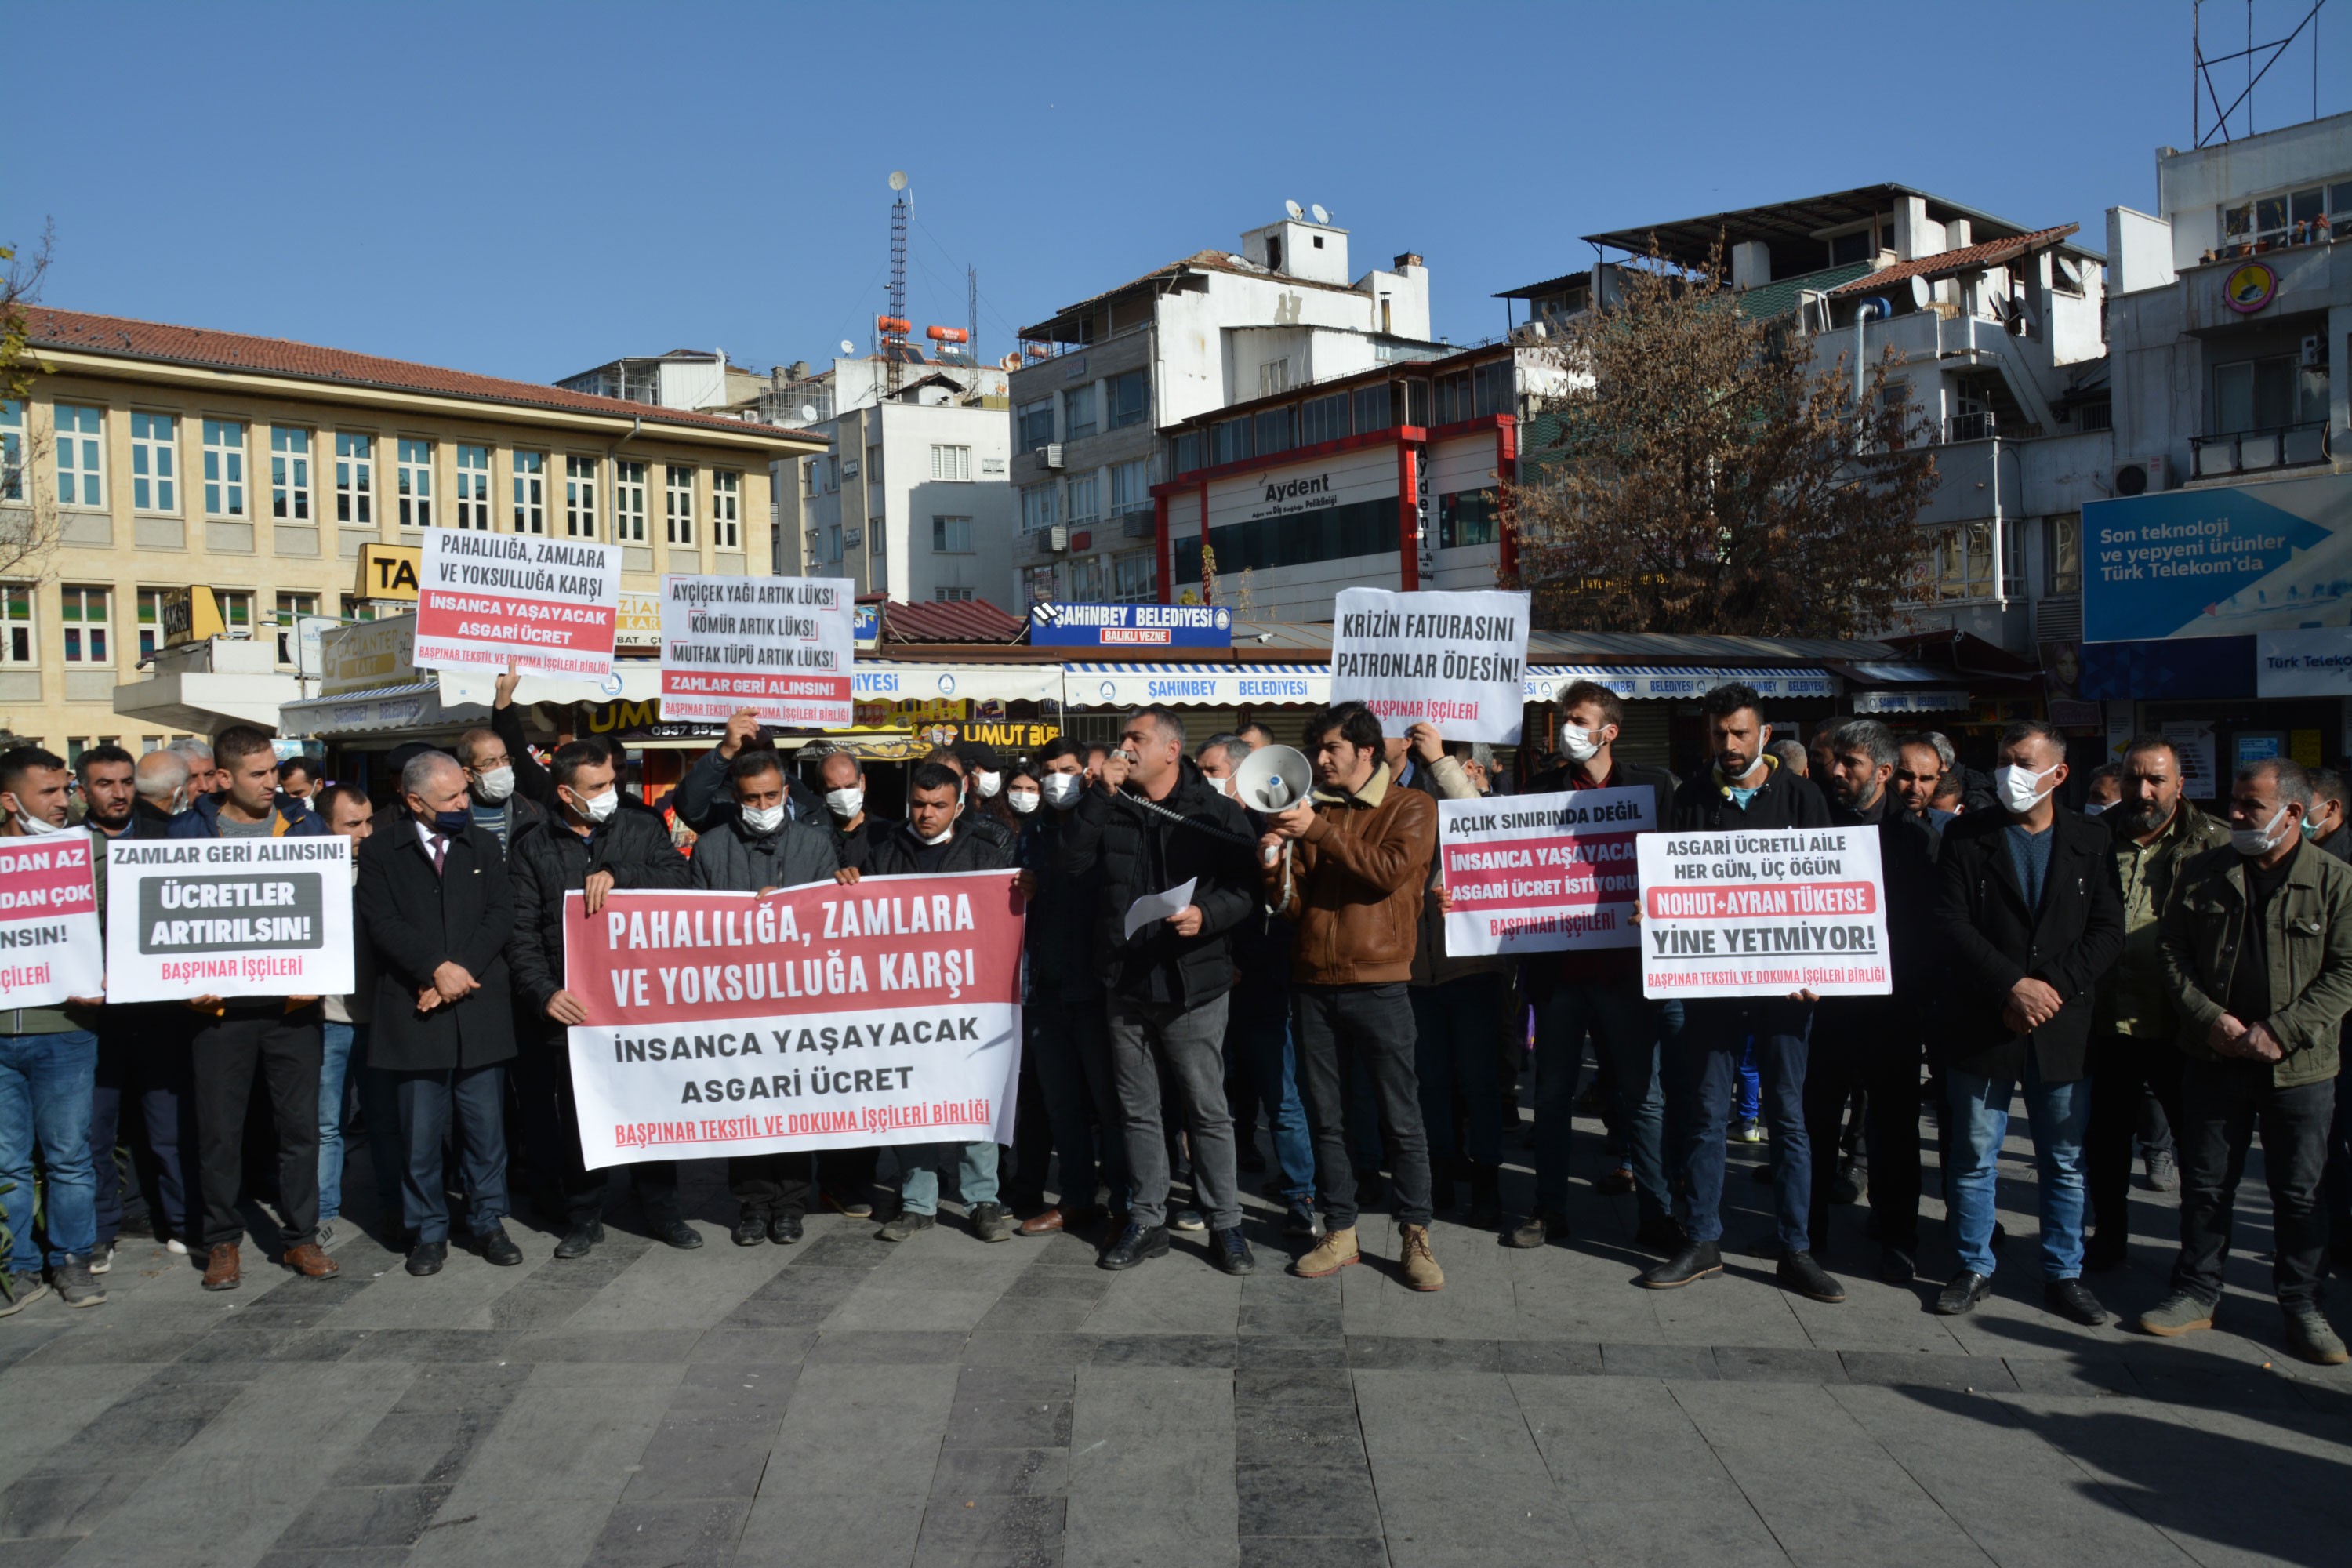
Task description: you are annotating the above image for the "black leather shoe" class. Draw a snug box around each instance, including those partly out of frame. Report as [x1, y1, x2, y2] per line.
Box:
[1098, 1221, 1170, 1271]
[731, 1215, 768, 1247]
[554, 1222, 605, 1260]
[2045, 1276, 2110, 1326]
[1211, 1226, 1255, 1276]
[1935, 1270, 1993, 1316]
[1877, 1247, 1917, 1287]
[1777, 1250, 1846, 1304]
[405, 1240, 447, 1277]
[475, 1225, 523, 1267]
[768, 1212, 804, 1244]
[654, 1219, 703, 1250]
[1638, 1240, 1722, 1289]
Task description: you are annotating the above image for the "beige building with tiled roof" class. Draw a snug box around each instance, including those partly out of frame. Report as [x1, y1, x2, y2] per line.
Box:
[0, 309, 822, 755]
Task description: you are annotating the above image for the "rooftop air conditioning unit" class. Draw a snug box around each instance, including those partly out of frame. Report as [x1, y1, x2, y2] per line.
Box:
[2304, 335, 2327, 368]
[1043, 443, 1065, 470]
[1048, 524, 1069, 554]
[2111, 456, 2168, 497]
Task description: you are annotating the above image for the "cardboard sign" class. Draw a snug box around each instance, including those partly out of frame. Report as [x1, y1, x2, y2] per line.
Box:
[0, 833, 103, 1008]
[659, 575, 855, 726]
[1330, 586, 1530, 742]
[1438, 787, 1651, 956]
[412, 529, 622, 680]
[103, 837, 354, 1002]
[561, 873, 1025, 1169]
[1635, 829, 1890, 999]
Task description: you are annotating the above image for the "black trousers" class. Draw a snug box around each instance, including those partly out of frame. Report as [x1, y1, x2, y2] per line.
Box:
[549, 1041, 677, 1228]
[2086, 1029, 2187, 1242]
[1293, 982, 1432, 1229]
[394, 1064, 512, 1243]
[2173, 1058, 2334, 1312]
[1804, 1002, 1923, 1255]
[728, 1153, 811, 1218]
[191, 1009, 323, 1250]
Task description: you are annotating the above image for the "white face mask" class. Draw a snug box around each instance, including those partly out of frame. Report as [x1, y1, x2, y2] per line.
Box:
[472, 765, 515, 803]
[1007, 788, 1040, 815]
[12, 807, 64, 836]
[741, 801, 787, 833]
[1558, 723, 1609, 765]
[572, 787, 619, 824]
[971, 769, 1002, 799]
[915, 819, 954, 846]
[2232, 802, 2294, 857]
[1994, 761, 2061, 814]
[1043, 773, 1083, 811]
[825, 786, 864, 820]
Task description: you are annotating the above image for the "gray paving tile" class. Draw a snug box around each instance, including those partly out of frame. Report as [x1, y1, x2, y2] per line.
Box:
[734, 1361, 960, 1568]
[942, 1396, 1073, 1450]
[2002, 1356, 2145, 1399]
[1240, 1540, 1387, 1568]
[510, 1330, 704, 1363]
[1234, 1406, 1368, 1467]
[1712, 1345, 1847, 1383]
[913, 1494, 1064, 1567]
[1345, 1337, 1500, 1372]
[807, 1328, 967, 1364]
[586, 1498, 751, 1567]
[1234, 1462, 1380, 1536]
[12, 1329, 202, 1366]
[960, 1332, 1093, 1368]
[930, 1446, 1069, 1498]
[391, 1361, 535, 1414]
[328, 1408, 500, 1486]
[253, 1550, 418, 1568]
[1838, 1350, 2017, 1392]
[622, 1414, 779, 1501]
[1087, 1334, 1236, 1368]
[1598, 1342, 1718, 1381]
[1234, 1367, 1356, 1409]
[1232, 1336, 1343, 1369]
[341, 1328, 524, 1363]
[1002, 1272, 1110, 1301]
[0, 1468, 143, 1539]
[975, 1296, 1097, 1334]
[274, 1483, 456, 1550]
[175, 1328, 365, 1363]
[689, 1328, 818, 1363]
[1498, 1341, 1603, 1377]
[670, 1362, 800, 1414]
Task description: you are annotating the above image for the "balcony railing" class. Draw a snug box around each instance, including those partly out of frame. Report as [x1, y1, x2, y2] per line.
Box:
[2191, 421, 2330, 478]
[1936, 412, 2044, 444]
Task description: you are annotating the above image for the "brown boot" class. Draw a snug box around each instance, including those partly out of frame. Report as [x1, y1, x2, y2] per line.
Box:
[1292, 1225, 1359, 1278]
[201, 1242, 241, 1292]
[1400, 1224, 1445, 1292]
[282, 1242, 340, 1280]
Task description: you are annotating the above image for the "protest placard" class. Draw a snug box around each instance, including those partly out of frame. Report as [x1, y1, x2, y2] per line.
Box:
[1330, 586, 1530, 742]
[412, 528, 623, 680]
[1635, 829, 1891, 1000]
[103, 837, 354, 1003]
[0, 833, 103, 1009]
[561, 872, 1025, 1168]
[1438, 787, 1651, 956]
[659, 575, 855, 726]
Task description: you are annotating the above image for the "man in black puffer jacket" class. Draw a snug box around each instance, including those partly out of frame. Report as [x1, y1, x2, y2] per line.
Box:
[1075, 706, 1260, 1277]
[507, 740, 693, 1260]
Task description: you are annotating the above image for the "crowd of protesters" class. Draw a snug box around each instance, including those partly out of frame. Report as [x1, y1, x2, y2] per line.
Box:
[3, 677, 2350, 1367]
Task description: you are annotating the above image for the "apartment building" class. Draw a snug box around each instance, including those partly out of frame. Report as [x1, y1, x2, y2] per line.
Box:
[0, 309, 821, 750]
[555, 348, 767, 413]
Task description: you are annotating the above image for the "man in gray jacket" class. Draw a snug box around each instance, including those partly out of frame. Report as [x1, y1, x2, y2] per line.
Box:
[693, 749, 842, 1245]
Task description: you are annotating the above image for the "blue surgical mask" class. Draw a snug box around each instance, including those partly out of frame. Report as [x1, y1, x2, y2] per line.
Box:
[430, 807, 471, 837]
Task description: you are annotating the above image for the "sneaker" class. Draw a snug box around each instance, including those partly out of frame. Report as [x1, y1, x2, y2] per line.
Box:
[165, 1237, 189, 1256]
[1934, 1270, 1993, 1316]
[877, 1210, 935, 1243]
[315, 1221, 336, 1251]
[2045, 1277, 2109, 1327]
[1098, 1221, 1169, 1271]
[969, 1202, 1016, 1243]
[1170, 1209, 1207, 1233]
[1509, 1208, 1570, 1249]
[1399, 1224, 1444, 1292]
[731, 1214, 768, 1247]
[822, 1186, 874, 1220]
[1293, 1225, 1360, 1279]
[2142, 1145, 2180, 1193]
[2285, 1308, 2350, 1366]
[768, 1213, 804, 1245]
[2137, 1290, 2216, 1338]
[1282, 1202, 1324, 1240]
[2, 1269, 52, 1316]
[1639, 1241, 1723, 1289]
[1211, 1226, 1255, 1276]
[1731, 1118, 1763, 1145]
[88, 1241, 113, 1276]
[1776, 1250, 1845, 1304]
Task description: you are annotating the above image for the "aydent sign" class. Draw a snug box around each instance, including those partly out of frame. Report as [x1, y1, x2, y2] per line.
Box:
[1029, 601, 1232, 648]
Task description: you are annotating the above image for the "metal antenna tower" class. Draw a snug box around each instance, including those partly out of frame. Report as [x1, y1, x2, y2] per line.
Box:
[2194, 0, 2328, 147]
[884, 171, 911, 396]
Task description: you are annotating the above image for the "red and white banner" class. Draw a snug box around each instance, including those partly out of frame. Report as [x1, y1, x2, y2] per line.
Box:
[561, 872, 1025, 1168]
[0, 833, 103, 1009]
[659, 575, 855, 725]
[412, 529, 623, 680]
[1438, 787, 1651, 956]
[1635, 829, 1891, 999]
[1330, 586, 1530, 743]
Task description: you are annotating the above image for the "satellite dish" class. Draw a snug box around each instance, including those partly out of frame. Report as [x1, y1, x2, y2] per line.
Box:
[888, 170, 907, 191]
[1283, 198, 1303, 220]
[840, 339, 855, 355]
[1310, 203, 1330, 225]
[798, 404, 818, 423]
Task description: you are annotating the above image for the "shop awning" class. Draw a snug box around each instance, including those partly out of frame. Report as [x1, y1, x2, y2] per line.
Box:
[1064, 663, 1327, 707]
[1523, 665, 1835, 702]
[278, 680, 489, 737]
[1849, 688, 1973, 714]
[855, 661, 1065, 706]
[1834, 662, 1952, 684]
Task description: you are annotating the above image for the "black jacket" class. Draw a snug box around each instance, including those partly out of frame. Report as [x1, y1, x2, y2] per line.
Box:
[866, 818, 1014, 876]
[1813, 793, 1942, 1041]
[834, 813, 886, 873]
[506, 808, 691, 1025]
[1526, 757, 1679, 831]
[1931, 806, 2125, 1082]
[357, 822, 517, 1072]
[1075, 757, 1258, 1008]
[691, 813, 840, 894]
[1670, 757, 1831, 833]
[675, 744, 826, 834]
[492, 701, 557, 808]
[1020, 806, 1102, 1003]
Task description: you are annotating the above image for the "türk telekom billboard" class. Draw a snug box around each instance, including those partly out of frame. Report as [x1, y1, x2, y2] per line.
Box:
[2082, 471, 2352, 644]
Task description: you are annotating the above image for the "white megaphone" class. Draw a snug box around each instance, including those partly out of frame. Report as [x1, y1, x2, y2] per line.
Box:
[1232, 744, 1313, 815]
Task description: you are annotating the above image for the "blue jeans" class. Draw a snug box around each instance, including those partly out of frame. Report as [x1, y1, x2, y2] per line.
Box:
[0, 1030, 99, 1272]
[318, 1022, 360, 1225]
[1534, 982, 1676, 1220]
[1412, 975, 1504, 1170]
[898, 1140, 998, 1216]
[1673, 1001, 1813, 1250]
[1227, 985, 1313, 1205]
[1736, 1040, 1762, 1122]
[1947, 1058, 2091, 1282]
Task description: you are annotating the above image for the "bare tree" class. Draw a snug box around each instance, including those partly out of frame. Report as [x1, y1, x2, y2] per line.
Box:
[1508, 244, 1940, 640]
[0, 223, 60, 579]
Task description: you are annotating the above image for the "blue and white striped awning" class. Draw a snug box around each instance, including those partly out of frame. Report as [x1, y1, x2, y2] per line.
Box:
[1062, 662, 1327, 707]
[1523, 665, 1836, 702]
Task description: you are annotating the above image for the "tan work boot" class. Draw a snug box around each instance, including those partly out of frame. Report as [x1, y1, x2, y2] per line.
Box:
[201, 1242, 241, 1293]
[1293, 1225, 1359, 1278]
[1400, 1224, 1445, 1292]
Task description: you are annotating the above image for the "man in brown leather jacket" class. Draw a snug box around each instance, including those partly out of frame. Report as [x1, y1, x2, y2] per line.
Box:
[1260, 700, 1443, 1290]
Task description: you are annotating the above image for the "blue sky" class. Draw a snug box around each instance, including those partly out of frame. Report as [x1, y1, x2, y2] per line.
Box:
[5, 2, 2347, 384]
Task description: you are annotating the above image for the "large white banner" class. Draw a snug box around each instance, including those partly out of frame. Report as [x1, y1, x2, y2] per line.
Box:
[103, 837, 354, 1002]
[412, 528, 623, 680]
[0, 833, 103, 1009]
[659, 575, 855, 725]
[562, 876, 1025, 1169]
[1635, 829, 1891, 999]
[1330, 586, 1530, 742]
[1439, 787, 1652, 956]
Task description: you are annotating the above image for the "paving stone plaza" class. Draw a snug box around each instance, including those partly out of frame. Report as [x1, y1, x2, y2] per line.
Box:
[3, 1108, 2347, 1568]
